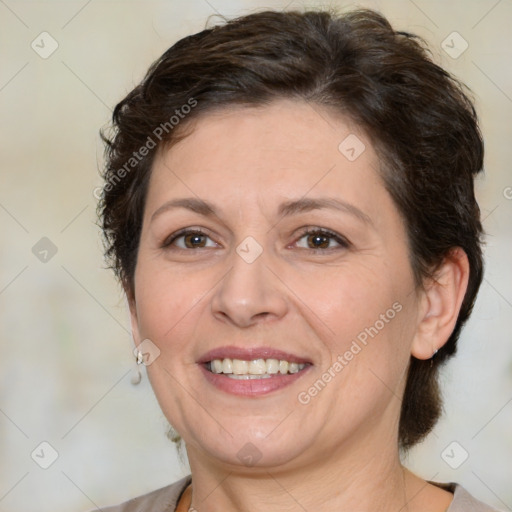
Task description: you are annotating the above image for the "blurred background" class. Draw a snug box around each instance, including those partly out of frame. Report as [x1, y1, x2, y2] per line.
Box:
[0, 1, 511, 511]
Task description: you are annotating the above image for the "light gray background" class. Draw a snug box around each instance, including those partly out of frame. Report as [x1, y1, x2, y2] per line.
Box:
[0, 1, 511, 511]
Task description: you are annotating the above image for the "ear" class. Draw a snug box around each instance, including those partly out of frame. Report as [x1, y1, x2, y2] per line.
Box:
[411, 247, 470, 359]
[126, 292, 142, 348]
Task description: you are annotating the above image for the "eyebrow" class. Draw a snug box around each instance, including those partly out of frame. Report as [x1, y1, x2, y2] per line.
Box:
[151, 196, 373, 227]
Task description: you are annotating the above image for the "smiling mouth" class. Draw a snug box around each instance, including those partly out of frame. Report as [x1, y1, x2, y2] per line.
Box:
[205, 358, 310, 379]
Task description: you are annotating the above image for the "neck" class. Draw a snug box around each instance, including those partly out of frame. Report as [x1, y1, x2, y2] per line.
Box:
[185, 430, 412, 512]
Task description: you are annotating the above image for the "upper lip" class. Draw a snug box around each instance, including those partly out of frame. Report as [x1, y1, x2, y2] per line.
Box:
[198, 346, 312, 365]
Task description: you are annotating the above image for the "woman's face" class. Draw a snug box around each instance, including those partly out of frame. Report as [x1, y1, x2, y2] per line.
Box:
[130, 99, 423, 469]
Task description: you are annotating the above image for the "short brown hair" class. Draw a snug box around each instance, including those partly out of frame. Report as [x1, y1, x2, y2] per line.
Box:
[99, 8, 484, 450]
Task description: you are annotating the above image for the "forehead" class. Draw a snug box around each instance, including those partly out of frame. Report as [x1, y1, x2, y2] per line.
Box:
[145, 99, 391, 224]
[160, 99, 370, 167]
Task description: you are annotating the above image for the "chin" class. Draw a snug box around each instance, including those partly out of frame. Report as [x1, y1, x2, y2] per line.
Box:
[184, 421, 314, 470]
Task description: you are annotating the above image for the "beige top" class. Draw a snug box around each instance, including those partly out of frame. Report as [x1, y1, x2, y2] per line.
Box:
[96, 475, 502, 511]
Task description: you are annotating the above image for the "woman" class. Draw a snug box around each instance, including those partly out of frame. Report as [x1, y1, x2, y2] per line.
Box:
[97, 8, 498, 512]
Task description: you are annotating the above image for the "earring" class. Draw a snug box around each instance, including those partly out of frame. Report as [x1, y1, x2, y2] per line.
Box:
[131, 350, 144, 385]
[430, 348, 438, 368]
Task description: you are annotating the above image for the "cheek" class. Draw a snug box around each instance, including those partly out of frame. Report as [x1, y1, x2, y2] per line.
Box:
[288, 261, 397, 342]
[133, 263, 206, 350]
[298, 262, 413, 389]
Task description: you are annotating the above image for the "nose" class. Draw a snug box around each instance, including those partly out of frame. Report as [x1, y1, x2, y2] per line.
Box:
[210, 246, 289, 328]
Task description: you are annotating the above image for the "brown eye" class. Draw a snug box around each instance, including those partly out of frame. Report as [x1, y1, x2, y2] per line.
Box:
[183, 232, 207, 248]
[163, 229, 218, 250]
[307, 233, 331, 249]
[295, 228, 350, 251]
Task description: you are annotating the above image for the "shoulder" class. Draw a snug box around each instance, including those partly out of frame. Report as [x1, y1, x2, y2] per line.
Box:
[445, 482, 503, 512]
[90, 477, 504, 512]
[93, 475, 192, 512]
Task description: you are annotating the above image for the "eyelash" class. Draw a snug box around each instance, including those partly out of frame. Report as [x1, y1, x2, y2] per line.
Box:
[162, 227, 350, 252]
[293, 227, 350, 251]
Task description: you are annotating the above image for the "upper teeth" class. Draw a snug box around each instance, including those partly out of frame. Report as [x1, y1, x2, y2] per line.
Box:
[209, 358, 306, 375]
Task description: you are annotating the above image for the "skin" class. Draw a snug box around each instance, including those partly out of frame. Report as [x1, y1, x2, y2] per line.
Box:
[129, 99, 469, 512]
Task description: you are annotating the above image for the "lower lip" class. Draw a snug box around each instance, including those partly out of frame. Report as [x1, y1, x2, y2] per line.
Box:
[199, 364, 311, 397]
